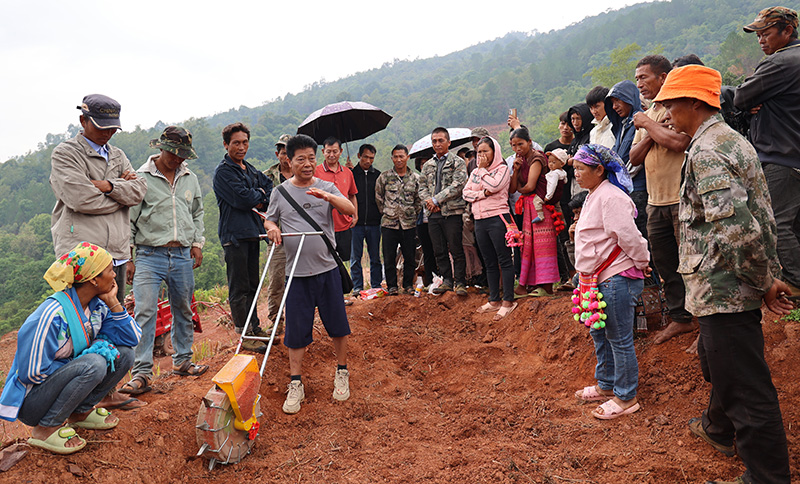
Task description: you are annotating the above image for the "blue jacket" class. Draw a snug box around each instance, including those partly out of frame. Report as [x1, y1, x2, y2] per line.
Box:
[605, 80, 646, 192]
[0, 287, 142, 421]
[212, 155, 273, 246]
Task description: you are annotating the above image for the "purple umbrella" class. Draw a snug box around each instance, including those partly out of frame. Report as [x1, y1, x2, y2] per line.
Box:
[297, 101, 392, 145]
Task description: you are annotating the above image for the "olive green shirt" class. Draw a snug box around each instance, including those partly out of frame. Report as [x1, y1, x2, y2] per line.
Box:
[130, 155, 205, 250]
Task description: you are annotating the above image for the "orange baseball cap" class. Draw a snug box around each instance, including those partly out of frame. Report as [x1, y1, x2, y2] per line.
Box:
[653, 65, 722, 109]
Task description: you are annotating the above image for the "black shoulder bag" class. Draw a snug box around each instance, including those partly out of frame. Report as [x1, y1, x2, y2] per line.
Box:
[276, 185, 354, 294]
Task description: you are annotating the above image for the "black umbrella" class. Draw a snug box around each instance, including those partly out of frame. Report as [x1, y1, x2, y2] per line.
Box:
[297, 101, 392, 158]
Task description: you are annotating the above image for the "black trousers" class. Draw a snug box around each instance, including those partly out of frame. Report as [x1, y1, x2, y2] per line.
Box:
[513, 212, 523, 279]
[382, 227, 416, 289]
[428, 214, 466, 286]
[475, 216, 514, 302]
[697, 309, 789, 484]
[417, 223, 438, 285]
[631, 190, 649, 239]
[556, 230, 572, 282]
[558, 201, 574, 281]
[335, 228, 352, 263]
[113, 264, 127, 304]
[646, 204, 692, 322]
[224, 240, 262, 330]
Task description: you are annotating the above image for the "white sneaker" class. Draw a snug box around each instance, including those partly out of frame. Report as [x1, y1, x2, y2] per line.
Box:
[282, 381, 305, 414]
[333, 369, 350, 401]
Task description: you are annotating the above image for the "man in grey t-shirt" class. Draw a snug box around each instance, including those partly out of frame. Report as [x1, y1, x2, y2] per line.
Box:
[265, 134, 356, 415]
[265, 178, 340, 277]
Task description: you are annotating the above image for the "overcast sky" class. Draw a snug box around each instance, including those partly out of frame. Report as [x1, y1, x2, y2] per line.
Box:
[0, 0, 651, 161]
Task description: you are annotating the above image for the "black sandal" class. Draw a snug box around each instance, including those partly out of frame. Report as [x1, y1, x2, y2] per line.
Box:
[173, 360, 209, 377]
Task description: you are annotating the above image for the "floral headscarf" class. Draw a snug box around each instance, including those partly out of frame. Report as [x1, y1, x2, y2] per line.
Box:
[573, 144, 633, 194]
[44, 242, 113, 292]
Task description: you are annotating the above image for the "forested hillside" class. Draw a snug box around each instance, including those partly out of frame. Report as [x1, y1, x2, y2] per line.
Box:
[0, 0, 768, 334]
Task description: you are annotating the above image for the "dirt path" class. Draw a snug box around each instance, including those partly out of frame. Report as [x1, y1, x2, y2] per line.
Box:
[1, 291, 798, 483]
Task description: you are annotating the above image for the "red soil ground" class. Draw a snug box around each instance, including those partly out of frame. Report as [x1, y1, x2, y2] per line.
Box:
[1, 290, 798, 483]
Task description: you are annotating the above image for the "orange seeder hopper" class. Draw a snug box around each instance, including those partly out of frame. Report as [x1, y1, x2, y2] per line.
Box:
[213, 355, 261, 431]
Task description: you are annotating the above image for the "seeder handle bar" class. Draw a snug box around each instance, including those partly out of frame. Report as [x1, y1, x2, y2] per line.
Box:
[258, 232, 324, 238]
[235, 231, 324, 378]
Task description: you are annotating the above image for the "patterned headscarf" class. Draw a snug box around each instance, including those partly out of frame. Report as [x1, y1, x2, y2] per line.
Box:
[573, 144, 633, 194]
[44, 242, 113, 292]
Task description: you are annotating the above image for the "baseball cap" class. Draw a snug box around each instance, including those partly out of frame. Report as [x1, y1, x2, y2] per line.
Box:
[743, 6, 798, 32]
[470, 127, 490, 139]
[275, 134, 291, 147]
[77, 94, 121, 130]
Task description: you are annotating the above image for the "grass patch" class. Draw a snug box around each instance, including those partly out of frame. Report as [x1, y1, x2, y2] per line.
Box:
[192, 340, 221, 363]
[194, 285, 228, 312]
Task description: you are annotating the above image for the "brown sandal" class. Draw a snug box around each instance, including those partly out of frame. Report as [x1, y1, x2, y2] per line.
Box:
[119, 374, 151, 395]
[173, 360, 209, 377]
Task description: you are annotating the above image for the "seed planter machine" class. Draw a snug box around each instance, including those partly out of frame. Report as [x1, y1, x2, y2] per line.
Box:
[194, 231, 321, 470]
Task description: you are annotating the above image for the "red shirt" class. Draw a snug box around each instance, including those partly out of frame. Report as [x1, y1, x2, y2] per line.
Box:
[314, 162, 358, 232]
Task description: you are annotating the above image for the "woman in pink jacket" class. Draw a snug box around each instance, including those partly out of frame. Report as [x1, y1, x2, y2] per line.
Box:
[463, 137, 516, 320]
[572, 144, 650, 420]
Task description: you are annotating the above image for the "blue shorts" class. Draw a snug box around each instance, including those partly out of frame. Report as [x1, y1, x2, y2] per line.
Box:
[284, 268, 351, 348]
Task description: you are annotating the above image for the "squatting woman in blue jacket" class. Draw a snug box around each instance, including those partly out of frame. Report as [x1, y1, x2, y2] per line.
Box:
[0, 242, 141, 454]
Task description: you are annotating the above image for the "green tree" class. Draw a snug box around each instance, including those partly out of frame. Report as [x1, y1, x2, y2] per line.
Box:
[709, 29, 763, 85]
[585, 43, 643, 87]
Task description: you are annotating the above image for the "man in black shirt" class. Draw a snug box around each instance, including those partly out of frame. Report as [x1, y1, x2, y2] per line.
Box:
[350, 144, 383, 294]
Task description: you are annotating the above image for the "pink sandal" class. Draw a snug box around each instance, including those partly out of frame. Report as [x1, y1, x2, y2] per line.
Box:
[592, 399, 641, 420]
[574, 385, 609, 402]
[493, 303, 518, 321]
[476, 302, 500, 313]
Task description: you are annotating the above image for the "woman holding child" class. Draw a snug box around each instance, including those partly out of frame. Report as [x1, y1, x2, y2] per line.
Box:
[509, 127, 560, 297]
[462, 136, 516, 320]
[571, 144, 649, 419]
[0, 242, 141, 453]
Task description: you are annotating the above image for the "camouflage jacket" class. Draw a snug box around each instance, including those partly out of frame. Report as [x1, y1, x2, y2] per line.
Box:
[677, 114, 780, 317]
[419, 153, 467, 217]
[374, 168, 422, 230]
[264, 163, 288, 186]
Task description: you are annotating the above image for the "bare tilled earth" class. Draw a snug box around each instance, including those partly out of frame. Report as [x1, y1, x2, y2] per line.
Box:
[1, 291, 798, 483]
